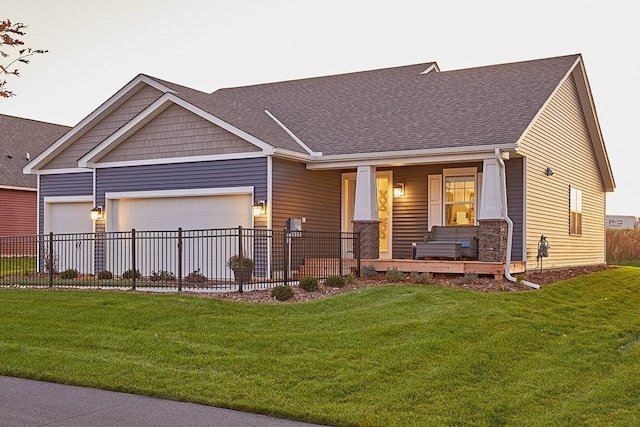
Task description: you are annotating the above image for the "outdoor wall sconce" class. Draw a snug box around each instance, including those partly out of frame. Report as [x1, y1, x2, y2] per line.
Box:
[252, 200, 266, 217]
[545, 167, 554, 177]
[393, 183, 405, 198]
[90, 206, 104, 221]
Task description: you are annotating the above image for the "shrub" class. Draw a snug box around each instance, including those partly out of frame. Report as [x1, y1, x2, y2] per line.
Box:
[150, 270, 176, 282]
[461, 273, 478, 284]
[361, 265, 377, 276]
[324, 275, 345, 288]
[385, 267, 404, 282]
[299, 276, 319, 292]
[97, 270, 113, 280]
[409, 271, 433, 285]
[271, 285, 294, 301]
[122, 269, 141, 280]
[59, 268, 79, 279]
[184, 268, 207, 283]
[345, 272, 356, 285]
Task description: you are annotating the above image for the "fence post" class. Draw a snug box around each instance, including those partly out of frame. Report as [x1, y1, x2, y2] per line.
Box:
[131, 229, 136, 291]
[283, 229, 289, 286]
[48, 232, 54, 288]
[339, 232, 343, 277]
[238, 226, 244, 293]
[177, 227, 183, 292]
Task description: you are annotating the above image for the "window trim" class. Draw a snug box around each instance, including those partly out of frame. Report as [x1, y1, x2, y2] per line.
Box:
[443, 167, 478, 226]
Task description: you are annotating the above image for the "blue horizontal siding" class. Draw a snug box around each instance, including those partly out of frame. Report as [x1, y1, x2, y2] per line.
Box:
[95, 158, 268, 206]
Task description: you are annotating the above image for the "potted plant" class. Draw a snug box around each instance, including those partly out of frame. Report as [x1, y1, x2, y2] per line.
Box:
[226, 254, 255, 283]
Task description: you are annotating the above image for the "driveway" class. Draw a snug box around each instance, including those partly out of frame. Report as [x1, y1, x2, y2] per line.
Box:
[0, 376, 328, 426]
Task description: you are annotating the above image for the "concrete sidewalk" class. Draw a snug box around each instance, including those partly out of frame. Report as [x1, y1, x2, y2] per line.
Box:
[0, 376, 327, 426]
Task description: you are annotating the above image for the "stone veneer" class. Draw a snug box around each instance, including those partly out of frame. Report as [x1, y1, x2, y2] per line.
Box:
[478, 219, 507, 263]
[352, 220, 380, 260]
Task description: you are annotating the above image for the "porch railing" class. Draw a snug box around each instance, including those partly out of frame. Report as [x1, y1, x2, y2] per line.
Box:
[0, 227, 360, 292]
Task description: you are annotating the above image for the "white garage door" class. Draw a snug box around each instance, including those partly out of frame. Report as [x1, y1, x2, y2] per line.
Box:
[45, 201, 94, 274]
[107, 194, 252, 232]
[106, 194, 253, 279]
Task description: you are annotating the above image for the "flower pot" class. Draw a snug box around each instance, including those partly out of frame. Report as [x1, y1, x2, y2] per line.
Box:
[233, 268, 253, 284]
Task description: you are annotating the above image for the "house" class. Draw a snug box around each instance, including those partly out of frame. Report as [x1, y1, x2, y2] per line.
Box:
[0, 114, 69, 240]
[23, 54, 614, 276]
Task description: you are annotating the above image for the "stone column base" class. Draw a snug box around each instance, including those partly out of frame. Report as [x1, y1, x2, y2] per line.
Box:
[478, 219, 507, 263]
[352, 220, 380, 260]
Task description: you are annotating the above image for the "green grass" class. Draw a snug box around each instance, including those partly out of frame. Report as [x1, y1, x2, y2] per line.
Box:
[1, 267, 640, 426]
[0, 256, 36, 277]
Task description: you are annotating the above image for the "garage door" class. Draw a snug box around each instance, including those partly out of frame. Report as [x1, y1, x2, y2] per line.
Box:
[106, 194, 253, 279]
[45, 201, 94, 274]
[107, 194, 252, 232]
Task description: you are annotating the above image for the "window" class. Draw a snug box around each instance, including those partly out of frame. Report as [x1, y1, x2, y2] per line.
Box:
[570, 187, 583, 235]
[444, 172, 476, 226]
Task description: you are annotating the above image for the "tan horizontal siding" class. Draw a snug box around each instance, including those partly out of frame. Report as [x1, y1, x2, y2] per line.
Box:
[100, 104, 260, 162]
[42, 85, 163, 170]
[518, 73, 606, 269]
[272, 158, 340, 232]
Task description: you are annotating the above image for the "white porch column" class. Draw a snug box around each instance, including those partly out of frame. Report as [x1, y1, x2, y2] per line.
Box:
[353, 166, 378, 221]
[479, 157, 505, 220]
[352, 165, 380, 260]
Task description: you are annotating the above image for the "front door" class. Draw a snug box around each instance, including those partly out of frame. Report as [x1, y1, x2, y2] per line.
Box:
[342, 171, 393, 258]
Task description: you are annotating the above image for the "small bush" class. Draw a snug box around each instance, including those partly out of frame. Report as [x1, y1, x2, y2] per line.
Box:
[345, 272, 356, 285]
[151, 270, 176, 282]
[59, 268, 79, 279]
[122, 269, 141, 280]
[409, 271, 433, 285]
[271, 285, 294, 301]
[324, 275, 346, 288]
[385, 267, 404, 282]
[97, 270, 113, 280]
[184, 268, 207, 283]
[461, 273, 478, 284]
[299, 276, 319, 292]
[361, 265, 377, 276]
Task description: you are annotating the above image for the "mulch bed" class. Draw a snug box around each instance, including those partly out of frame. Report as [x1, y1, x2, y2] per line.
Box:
[192, 264, 611, 304]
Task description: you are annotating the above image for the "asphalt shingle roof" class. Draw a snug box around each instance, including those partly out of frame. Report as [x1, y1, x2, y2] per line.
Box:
[157, 54, 580, 156]
[0, 114, 70, 188]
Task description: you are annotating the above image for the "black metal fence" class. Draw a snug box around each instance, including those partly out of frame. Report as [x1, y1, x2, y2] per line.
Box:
[0, 227, 360, 292]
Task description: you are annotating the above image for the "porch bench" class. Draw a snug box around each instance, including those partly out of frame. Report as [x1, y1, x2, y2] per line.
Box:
[414, 225, 479, 260]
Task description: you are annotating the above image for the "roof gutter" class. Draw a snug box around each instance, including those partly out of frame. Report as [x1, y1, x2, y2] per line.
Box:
[495, 148, 540, 290]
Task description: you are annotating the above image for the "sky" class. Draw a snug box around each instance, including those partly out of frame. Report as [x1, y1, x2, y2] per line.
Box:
[1, 0, 638, 216]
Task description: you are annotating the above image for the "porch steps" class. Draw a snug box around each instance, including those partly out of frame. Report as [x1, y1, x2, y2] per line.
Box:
[297, 258, 359, 278]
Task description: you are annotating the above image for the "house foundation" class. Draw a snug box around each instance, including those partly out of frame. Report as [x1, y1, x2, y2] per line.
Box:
[478, 219, 507, 263]
[352, 220, 380, 260]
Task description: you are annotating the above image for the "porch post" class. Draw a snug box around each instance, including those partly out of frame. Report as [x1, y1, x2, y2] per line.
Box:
[477, 157, 507, 263]
[352, 165, 380, 260]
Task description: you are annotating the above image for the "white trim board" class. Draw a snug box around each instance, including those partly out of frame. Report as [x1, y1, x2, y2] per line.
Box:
[105, 187, 254, 200]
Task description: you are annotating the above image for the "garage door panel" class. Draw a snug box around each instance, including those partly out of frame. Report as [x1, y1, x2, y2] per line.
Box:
[45, 202, 94, 274]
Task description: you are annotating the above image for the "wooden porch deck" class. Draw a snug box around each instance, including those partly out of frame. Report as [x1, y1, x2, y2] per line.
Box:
[364, 259, 526, 280]
[299, 258, 525, 280]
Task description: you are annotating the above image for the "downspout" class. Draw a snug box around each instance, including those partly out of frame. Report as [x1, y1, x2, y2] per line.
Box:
[495, 148, 540, 290]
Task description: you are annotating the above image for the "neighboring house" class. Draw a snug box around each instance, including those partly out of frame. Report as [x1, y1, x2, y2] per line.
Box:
[606, 215, 637, 229]
[0, 114, 69, 239]
[23, 54, 614, 274]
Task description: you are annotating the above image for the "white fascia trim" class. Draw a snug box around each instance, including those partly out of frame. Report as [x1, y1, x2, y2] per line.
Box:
[24, 75, 175, 174]
[92, 151, 267, 169]
[33, 168, 93, 175]
[272, 148, 313, 162]
[264, 110, 322, 157]
[79, 93, 275, 167]
[0, 185, 36, 192]
[105, 186, 254, 200]
[44, 195, 94, 203]
[306, 144, 515, 170]
[421, 63, 440, 74]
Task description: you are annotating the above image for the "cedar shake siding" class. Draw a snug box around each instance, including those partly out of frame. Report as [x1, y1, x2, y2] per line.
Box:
[99, 104, 260, 163]
[38, 173, 94, 233]
[271, 158, 341, 232]
[0, 189, 37, 236]
[42, 85, 163, 170]
[95, 158, 268, 229]
[518, 73, 606, 269]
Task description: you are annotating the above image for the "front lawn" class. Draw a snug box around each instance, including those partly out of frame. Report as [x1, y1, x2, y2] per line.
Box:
[1, 267, 639, 426]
